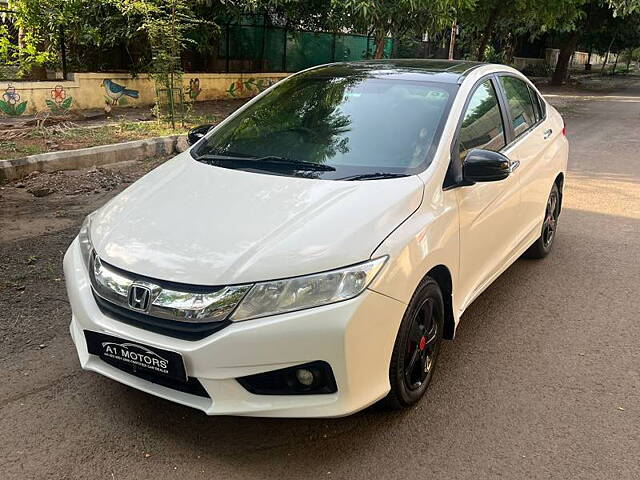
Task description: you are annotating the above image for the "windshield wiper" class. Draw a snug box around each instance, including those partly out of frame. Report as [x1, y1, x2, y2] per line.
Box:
[339, 172, 410, 181]
[197, 154, 336, 172]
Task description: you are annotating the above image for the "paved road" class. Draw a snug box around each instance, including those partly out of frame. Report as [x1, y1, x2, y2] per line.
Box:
[1, 82, 639, 479]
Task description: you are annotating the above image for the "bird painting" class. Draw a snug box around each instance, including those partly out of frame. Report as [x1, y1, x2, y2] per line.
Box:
[101, 79, 139, 105]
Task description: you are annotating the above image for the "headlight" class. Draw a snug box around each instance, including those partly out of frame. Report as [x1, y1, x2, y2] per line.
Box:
[78, 213, 95, 271]
[230, 256, 387, 321]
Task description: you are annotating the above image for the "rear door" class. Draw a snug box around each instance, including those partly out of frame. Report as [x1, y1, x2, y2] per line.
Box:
[454, 76, 522, 309]
[496, 75, 556, 243]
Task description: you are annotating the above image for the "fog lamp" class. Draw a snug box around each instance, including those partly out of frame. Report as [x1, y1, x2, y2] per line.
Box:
[295, 368, 315, 386]
[237, 361, 336, 395]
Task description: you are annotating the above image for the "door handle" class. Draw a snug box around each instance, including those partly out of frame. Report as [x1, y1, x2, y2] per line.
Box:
[543, 128, 553, 139]
[509, 160, 520, 172]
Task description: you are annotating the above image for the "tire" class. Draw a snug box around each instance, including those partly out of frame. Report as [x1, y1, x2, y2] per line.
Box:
[383, 277, 444, 410]
[524, 183, 561, 259]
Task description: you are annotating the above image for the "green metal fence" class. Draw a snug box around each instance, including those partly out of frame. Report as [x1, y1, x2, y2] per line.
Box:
[219, 23, 394, 73]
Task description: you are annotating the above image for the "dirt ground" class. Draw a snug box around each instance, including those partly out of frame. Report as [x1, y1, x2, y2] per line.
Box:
[0, 77, 639, 479]
[0, 99, 248, 160]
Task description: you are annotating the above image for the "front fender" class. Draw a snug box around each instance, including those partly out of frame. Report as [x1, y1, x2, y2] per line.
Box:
[368, 187, 460, 328]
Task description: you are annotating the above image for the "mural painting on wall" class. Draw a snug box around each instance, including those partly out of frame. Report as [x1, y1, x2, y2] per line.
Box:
[46, 85, 73, 113]
[0, 84, 28, 116]
[186, 78, 202, 102]
[101, 79, 140, 112]
[226, 77, 276, 97]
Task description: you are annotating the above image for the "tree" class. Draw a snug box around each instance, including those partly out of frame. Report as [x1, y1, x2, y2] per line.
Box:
[247, 0, 347, 32]
[460, 0, 589, 63]
[607, 0, 640, 14]
[7, 0, 70, 79]
[337, 0, 467, 59]
[549, 0, 640, 85]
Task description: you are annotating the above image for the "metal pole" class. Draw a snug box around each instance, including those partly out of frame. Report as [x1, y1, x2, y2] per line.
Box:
[260, 15, 267, 72]
[331, 32, 336, 62]
[225, 23, 230, 73]
[282, 26, 287, 72]
[59, 25, 68, 79]
[448, 21, 456, 60]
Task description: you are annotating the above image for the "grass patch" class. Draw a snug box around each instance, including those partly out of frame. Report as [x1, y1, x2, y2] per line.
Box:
[0, 114, 218, 161]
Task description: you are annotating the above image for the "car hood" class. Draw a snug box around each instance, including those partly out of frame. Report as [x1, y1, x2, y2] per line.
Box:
[91, 153, 424, 285]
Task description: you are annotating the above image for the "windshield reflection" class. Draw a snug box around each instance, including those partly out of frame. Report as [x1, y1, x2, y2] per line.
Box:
[193, 66, 458, 180]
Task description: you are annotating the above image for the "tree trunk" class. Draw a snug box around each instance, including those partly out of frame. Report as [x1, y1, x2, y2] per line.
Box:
[374, 30, 386, 59]
[505, 33, 515, 64]
[477, 6, 499, 62]
[612, 51, 619, 75]
[600, 51, 609, 75]
[626, 51, 632, 73]
[448, 20, 456, 60]
[391, 33, 399, 58]
[550, 32, 579, 86]
[600, 37, 615, 75]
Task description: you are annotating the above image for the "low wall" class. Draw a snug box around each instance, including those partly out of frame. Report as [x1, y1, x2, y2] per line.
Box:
[514, 50, 613, 71]
[0, 72, 289, 117]
[544, 49, 610, 68]
[513, 57, 546, 70]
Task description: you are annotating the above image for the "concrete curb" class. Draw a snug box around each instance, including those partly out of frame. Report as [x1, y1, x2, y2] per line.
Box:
[0, 135, 187, 183]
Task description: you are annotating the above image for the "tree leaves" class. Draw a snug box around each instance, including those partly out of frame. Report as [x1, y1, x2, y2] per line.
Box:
[608, 0, 640, 16]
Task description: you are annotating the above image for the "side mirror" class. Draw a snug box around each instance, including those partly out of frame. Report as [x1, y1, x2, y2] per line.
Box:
[463, 149, 513, 183]
[187, 124, 214, 146]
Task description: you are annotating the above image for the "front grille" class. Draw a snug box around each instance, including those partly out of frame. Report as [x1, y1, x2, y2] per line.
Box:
[87, 253, 245, 341]
[94, 293, 231, 341]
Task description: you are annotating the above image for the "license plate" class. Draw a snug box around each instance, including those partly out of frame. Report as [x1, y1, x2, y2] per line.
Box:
[84, 330, 187, 383]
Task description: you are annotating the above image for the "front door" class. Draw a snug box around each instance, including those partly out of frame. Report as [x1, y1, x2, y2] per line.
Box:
[455, 78, 522, 310]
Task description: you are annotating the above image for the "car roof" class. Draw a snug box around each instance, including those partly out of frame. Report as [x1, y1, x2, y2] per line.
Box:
[304, 59, 488, 84]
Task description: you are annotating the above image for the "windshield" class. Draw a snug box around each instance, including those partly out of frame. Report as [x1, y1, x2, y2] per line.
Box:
[192, 70, 458, 180]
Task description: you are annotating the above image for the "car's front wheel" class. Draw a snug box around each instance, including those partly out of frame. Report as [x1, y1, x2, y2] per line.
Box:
[383, 277, 444, 409]
[524, 183, 561, 259]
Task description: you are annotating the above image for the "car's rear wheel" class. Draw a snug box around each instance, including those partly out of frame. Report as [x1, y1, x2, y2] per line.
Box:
[383, 277, 444, 410]
[524, 183, 561, 259]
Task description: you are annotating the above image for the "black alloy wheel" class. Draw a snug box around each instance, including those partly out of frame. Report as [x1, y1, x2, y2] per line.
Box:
[384, 277, 444, 409]
[524, 182, 561, 259]
[403, 297, 439, 391]
[542, 187, 560, 249]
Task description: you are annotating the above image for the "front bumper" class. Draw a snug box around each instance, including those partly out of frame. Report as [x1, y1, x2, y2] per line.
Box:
[64, 238, 407, 417]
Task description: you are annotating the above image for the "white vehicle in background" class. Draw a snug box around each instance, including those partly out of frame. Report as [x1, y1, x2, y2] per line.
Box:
[64, 60, 568, 417]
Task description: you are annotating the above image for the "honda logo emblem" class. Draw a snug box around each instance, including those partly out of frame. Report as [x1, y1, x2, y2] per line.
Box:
[128, 284, 151, 311]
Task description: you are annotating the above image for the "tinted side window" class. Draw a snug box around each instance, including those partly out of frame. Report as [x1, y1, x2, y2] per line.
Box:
[528, 86, 542, 122]
[458, 80, 505, 160]
[530, 85, 546, 119]
[500, 76, 536, 138]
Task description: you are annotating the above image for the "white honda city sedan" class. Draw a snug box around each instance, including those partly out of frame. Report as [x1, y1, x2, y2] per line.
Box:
[64, 60, 568, 417]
